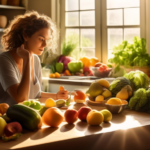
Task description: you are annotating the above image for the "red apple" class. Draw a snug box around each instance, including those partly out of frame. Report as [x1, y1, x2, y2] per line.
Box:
[4, 122, 22, 137]
[78, 106, 92, 121]
[64, 109, 78, 124]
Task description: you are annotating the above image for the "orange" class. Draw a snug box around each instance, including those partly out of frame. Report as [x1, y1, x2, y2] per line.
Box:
[49, 73, 55, 78]
[45, 98, 55, 107]
[55, 72, 61, 78]
[90, 57, 99, 67]
[106, 98, 122, 105]
[74, 90, 86, 102]
[42, 107, 64, 127]
[86, 110, 104, 126]
[59, 86, 65, 91]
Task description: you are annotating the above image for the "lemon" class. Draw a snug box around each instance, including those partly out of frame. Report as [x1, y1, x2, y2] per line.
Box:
[106, 98, 122, 105]
[95, 95, 104, 102]
[45, 98, 56, 107]
[100, 109, 112, 122]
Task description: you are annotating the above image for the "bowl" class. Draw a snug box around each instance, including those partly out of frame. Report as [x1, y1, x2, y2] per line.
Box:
[105, 100, 128, 114]
[90, 67, 112, 77]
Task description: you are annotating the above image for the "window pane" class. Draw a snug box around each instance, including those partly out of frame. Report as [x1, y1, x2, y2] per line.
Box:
[107, 9, 123, 26]
[107, 0, 140, 9]
[66, 12, 79, 26]
[81, 29, 95, 48]
[66, 29, 79, 47]
[80, 0, 95, 10]
[108, 28, 123, 49]
[124, 28, 140, 43]
[65, 0, 79, 11]
[81, 49, 95, 58]
[108, 50, 114, 59]
[124, 8, 140, 25]
[80, 11, 95, 26]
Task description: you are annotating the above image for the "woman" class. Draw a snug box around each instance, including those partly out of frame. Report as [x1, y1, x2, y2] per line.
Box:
[0, 11, 68, 106]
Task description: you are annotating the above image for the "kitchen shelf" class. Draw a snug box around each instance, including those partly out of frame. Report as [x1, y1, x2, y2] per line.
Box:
[0, 4, 26, 10]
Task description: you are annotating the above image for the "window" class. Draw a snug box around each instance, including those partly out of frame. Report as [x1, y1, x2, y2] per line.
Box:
[60, 0, 146, 63]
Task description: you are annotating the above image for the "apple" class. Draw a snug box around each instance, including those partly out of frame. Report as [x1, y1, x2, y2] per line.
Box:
[64, 109, 78, 124]
[4, 122, 22, 137]
[78, 106, 92, 121]
[0, 117, 7, 137]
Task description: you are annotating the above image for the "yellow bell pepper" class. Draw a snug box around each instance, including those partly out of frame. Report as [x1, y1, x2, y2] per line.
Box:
[80, 57, 91, 67]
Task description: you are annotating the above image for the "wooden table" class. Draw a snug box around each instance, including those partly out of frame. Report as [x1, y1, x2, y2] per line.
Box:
[0, 102, 150, 150]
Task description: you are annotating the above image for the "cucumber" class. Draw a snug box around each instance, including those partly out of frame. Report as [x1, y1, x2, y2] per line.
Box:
[6, 104, 42, 131]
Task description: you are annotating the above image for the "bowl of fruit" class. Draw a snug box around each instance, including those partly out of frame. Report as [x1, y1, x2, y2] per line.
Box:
[90, 63, 112, 78]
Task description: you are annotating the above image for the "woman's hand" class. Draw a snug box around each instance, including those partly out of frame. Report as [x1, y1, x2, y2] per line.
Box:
[56, 90, 69, 100]
[16, 44, 30, 60]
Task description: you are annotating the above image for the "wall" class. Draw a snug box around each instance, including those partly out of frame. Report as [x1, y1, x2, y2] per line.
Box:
[146, 0, 150, 54]
[28, 0, 51, 17]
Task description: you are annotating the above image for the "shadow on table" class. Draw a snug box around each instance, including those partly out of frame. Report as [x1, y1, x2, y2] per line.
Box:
[30, 127, 58, 140]
[101, 122, 111, 128]
[85, 125, 102, 136]
[60, 124, 75, 132]
[72, 103, 87, 111]
[75, 121, 88, 131]
[111, 113, 126, 124]
[0, 130, 31, 150]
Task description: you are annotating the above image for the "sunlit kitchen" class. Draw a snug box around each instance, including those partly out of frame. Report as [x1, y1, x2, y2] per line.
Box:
[0, 0, 150, 150]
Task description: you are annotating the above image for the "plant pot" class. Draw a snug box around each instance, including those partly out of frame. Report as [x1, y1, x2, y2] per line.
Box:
[121, 66, 150, 75]
[7, 0, 20, 6]
[0, 0, 7, 5]
[0, 15, 7, 28]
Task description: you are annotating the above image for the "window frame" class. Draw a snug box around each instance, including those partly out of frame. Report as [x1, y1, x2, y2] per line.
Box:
[60, 0, 146, 63]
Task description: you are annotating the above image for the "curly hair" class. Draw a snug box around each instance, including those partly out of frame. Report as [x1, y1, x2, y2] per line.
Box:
[1, 11, 58, 51]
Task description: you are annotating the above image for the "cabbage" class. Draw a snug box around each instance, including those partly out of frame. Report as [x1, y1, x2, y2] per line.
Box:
[124, 70, 149, 91]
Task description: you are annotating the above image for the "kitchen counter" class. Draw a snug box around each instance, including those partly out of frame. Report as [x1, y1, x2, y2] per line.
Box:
[1, 102, 150, 150]
[42, 77, 115, 92]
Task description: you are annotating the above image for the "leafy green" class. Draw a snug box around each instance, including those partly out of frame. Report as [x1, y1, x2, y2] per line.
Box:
[2, 133, 22, 142]
[108, 36, 150, 67]
[129, 88, 148, 111]
[62, 34, 78, 56]
[124, 70, 149, 91]
[66, 92, 71, 106]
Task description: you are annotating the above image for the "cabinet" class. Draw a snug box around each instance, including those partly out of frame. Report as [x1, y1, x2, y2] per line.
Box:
[0, 0, 28, 52]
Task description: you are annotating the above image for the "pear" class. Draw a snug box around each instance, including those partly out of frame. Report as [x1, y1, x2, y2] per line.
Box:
[102, 90, 112, 99]
[116, 88, 129, 100]
[86, 82, 103, 98]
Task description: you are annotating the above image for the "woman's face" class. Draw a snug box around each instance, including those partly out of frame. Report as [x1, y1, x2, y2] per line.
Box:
[25, 28, 51, 55]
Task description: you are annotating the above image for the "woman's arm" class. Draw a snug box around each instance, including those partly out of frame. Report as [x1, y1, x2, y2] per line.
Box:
[7, 45, 31, 103]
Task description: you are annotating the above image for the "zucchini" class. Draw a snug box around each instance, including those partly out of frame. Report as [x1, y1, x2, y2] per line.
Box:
[6, 104, 42, 131]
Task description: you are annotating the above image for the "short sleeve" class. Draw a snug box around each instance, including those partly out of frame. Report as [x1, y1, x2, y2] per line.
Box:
[0, 56, 19, 91]
[34, 55, 42, 88]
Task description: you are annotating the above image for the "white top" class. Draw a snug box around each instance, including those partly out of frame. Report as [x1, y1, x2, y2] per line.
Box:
[0, 51, 42, 106]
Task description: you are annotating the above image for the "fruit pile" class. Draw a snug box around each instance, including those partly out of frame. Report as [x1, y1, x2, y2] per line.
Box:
[86, 79, 112, 102]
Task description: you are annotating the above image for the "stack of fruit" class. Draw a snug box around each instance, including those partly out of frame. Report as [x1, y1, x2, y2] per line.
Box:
[86, 79, 112, 102]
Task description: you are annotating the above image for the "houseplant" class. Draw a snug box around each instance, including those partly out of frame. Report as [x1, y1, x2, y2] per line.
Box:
[108, 36, 150, 75]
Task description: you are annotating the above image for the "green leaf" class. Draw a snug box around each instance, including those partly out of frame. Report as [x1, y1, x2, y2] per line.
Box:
[65, 92, 72, 106]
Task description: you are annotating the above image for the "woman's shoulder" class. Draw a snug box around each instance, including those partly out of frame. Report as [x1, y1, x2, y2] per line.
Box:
[0, 51, 11, 62]
[33, 54, 41, 66]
